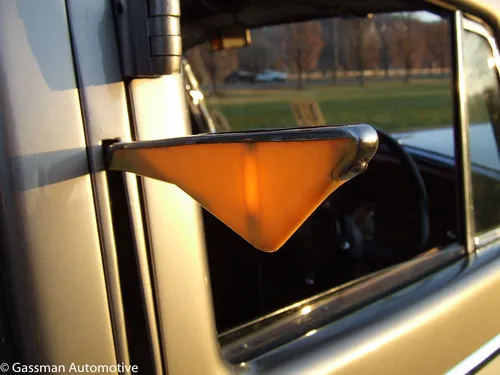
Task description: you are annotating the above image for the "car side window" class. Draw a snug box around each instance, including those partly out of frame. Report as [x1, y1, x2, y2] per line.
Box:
[186, 11, 460, 334]
[463, 29, 500, 235]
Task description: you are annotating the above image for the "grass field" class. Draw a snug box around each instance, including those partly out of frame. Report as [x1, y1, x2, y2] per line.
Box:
[206, 79, 455, 132]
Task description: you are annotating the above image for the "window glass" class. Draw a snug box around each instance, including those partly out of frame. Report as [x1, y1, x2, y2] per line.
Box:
[463, 30, 500, 234]
[186, 12, 458, 334]
[187, 13, 452, 133]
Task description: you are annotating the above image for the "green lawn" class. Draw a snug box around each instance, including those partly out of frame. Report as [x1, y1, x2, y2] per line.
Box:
[206, 79, 455, 132]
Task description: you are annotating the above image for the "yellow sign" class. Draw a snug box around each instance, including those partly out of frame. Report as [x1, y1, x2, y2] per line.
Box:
[290, 101, 325, 127]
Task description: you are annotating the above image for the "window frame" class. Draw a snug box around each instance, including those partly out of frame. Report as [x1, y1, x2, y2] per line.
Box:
[462, 16, 500, 249]
[215, 9, 474, 362]
[451, 10, 476, 254]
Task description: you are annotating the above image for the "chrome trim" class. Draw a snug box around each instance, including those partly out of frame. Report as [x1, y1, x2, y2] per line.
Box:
[107, 124, 379, 183]
[182, 59, 217, 133]
[463, 18, 500, 252]
[221, 245, 464, 363]
[463, 19, 500, 75]
[445, 334, 500, 375]
[109, 124, 378, 148]
[475, 228, 500, 248]
[451, 10, 476, 253]
[463, 17, 493, 36]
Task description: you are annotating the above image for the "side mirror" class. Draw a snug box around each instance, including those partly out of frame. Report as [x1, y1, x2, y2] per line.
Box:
[106, 125, 378, 252]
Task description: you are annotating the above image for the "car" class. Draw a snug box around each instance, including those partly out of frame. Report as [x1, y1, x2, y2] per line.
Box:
[254, 69, 288, 82]
[1, 0, 500, 375]
[224, 70, 256, 84]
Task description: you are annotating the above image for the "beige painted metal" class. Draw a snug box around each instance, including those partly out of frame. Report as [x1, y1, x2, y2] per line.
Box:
[128, 76, 236, 375]
[65, 0, 132, 371]
[0, 0, 117, 369]
[478, 355, 500, 375]
[446, 334, 500, 374]
[65, 0, 164, 373]
[429, 0, 500, 34]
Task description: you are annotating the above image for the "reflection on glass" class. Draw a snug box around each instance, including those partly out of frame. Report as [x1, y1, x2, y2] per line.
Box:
[301, 305, 312, 315]
[305, 329, 317, 337]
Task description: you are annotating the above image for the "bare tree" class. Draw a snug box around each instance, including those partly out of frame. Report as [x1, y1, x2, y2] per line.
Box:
[390, 13, 425, 82]
[284, 21, 324, 89]
[348, 18, 378, 86]
[331, 18, 339, 84]
[425, 21, 450, 73]
[201, 47, 238, 93]
[374, 16, 392, 79]
[238, 29, 276, 73]
[354, 19, 365, 86]
[402, 14, 413, 82]
[185, 12, 448, 89]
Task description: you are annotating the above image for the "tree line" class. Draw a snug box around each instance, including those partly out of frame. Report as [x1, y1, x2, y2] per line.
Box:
[186, 13, 450, 89]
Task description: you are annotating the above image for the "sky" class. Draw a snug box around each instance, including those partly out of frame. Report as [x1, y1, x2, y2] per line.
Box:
[415, 10, 444, 22]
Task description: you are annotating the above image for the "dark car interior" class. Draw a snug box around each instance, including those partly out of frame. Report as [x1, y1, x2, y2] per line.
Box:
[201, 132, 458, 332]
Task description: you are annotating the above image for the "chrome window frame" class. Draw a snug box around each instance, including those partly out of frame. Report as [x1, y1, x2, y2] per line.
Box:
[462, 17, 500, 248]
[452, 10, 476, 253]
[220, 245, 464, 363]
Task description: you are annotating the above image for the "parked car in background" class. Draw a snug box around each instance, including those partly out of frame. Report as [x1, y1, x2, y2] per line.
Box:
[224, 70, 255, 83]
[254, 69, 288, 82]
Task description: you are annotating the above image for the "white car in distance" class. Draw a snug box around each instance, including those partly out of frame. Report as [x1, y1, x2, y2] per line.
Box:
[254, 69, 288, 82]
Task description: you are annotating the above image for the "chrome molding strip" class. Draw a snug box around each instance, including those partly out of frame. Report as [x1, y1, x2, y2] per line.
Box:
[475, 229, 500, 248]
[445, 334, 500, 375]
[221, 246, 464, 363]
[451, 10, 476, 253]
[182, 59, 217, 133]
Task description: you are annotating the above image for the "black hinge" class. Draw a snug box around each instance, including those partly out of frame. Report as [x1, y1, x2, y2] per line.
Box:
[112, 0, 182, 78]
